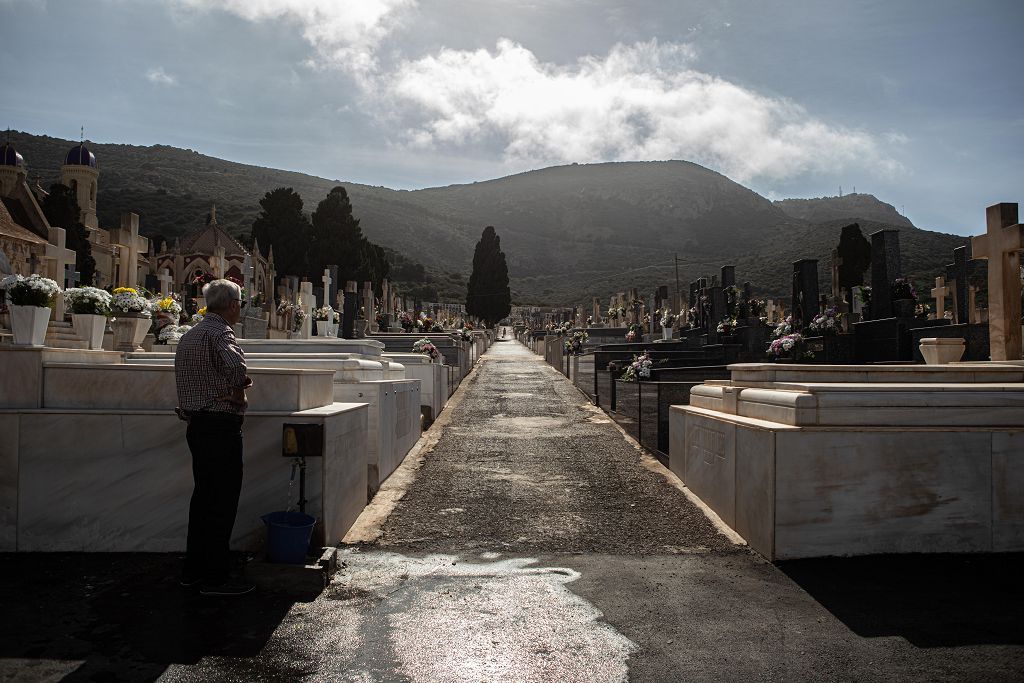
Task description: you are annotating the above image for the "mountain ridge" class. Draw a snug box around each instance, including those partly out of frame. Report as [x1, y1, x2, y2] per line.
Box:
[7, 131, 967, 305]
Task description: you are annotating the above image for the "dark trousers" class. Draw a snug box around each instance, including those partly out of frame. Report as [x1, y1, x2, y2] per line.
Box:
[184, 415, 244, 583]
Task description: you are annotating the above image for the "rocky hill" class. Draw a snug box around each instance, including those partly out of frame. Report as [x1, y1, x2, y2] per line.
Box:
[9, 131, 967, 305]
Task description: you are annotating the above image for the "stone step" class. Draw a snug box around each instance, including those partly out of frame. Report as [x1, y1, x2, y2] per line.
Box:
[48, 320, 74, 330]
[45, 338, 89, 349]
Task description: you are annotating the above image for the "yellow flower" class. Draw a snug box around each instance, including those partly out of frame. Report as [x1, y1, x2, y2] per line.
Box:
[113, 287, 138, 295]
[198, 306, 207, 315]
[159, 297, 176, 311]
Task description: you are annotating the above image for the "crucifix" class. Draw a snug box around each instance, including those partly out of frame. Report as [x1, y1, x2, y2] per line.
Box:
[931, 276, 950, 321]
[321, 268, 333, 309]
[970, 203, 1024, 360]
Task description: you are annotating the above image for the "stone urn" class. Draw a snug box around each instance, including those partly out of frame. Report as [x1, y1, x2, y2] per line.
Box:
[110, 313, 151, 352]
[10, 305, 51, 346]
[919, 337, 965, 365]
[316, 320, 329, 337]
[662, 326, 673, 340]
[71, 313, 108, 350]
[354, 319, 369, 338]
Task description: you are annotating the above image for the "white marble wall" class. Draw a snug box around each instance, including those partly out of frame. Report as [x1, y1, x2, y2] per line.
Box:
[334, 379, 421, 494]
[385, 353, 447, 423]
[4, 405, 367, 552]
[670, 405, 1024, 559]
[40, 364, 335, 412]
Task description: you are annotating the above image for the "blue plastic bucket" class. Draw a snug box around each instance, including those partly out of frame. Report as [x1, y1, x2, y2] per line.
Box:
[261, 511, 316, 564]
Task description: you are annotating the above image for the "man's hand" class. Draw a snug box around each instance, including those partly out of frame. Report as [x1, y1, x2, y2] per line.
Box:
[217, 384, 249, 409]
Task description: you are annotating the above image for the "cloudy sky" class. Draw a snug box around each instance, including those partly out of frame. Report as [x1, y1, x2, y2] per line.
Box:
[1, 0, 1021, 235]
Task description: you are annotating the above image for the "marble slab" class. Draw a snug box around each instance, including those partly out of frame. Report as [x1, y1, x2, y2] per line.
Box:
[8, 404, 367, 552]
[41, 364, 335, 412]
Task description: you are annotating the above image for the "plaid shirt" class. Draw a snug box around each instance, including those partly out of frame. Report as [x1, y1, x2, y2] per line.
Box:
[174, 312, 248, 415]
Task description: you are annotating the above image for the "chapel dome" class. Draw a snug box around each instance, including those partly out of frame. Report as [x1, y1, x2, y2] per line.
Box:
[1, 142, 24, 167]
[64, 143, 96, 168]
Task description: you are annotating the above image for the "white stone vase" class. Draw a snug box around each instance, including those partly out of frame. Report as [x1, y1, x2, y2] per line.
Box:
[110, 313, 151, 352]
[662, 326, 673, 340]
[72, 313, 108, 350]
[316, 320, 329, 337]
[919, 337, 965, 365]
[10, 305, 51, 346]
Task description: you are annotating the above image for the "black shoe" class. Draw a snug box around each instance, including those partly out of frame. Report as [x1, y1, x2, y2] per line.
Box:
[199, 579, 255, 597]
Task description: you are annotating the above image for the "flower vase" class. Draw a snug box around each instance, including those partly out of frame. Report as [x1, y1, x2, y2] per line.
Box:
[662, 326, 673, 340]
[328, 322, 339, 337]
[110, 313, 151, 352]
[316, 320, 329, 337]
[10, 305, 51, 346]
[72, 313, 107, 350]
[354, 320, 368, 338]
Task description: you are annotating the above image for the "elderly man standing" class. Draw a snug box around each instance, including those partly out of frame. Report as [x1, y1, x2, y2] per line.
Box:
[175, 279, 254, 596]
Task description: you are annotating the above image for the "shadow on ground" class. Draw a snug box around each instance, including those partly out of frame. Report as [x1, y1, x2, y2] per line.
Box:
[779, 553, 1024, 648]
[0, 553, 318, 682]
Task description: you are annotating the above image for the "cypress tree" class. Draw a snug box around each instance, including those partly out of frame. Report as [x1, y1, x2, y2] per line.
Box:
[466, 225, 511, 327]
[250, 187, 311, 278]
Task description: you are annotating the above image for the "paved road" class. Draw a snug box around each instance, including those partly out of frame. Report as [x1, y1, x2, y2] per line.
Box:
[3, 340, 1023, 681]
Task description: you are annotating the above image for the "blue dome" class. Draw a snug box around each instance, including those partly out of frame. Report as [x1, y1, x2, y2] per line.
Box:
[1, 142, 23, 167]
[64, 144, 96, 167]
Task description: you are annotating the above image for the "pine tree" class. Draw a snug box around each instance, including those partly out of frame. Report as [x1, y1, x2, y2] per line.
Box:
[250, 187, 311, 278]
[311, 186, 364, 282]
[42, 184, 95, 285]
[466, 225, 511, 327]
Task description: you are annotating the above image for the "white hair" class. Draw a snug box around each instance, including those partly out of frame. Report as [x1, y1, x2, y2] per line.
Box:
[203, 279, 241, 311]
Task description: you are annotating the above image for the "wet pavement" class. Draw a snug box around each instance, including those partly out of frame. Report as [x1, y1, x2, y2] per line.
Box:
[3, 339, 1024, 681]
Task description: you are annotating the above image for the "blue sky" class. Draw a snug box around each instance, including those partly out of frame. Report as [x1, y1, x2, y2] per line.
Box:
[1, 0, 1021, 236]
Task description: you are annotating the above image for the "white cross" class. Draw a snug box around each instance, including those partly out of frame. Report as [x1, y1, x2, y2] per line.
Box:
[931, 276, 950, 320]
[970, 203, 1024, 360]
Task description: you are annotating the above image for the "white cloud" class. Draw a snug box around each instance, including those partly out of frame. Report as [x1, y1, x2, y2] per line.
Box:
[167, 1, 901, 185]
[146, 66, 177, 85]
[383, 39, 902, 184]
[175, 0, 415, 74]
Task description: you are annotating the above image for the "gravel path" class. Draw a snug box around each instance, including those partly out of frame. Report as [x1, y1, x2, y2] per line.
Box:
[374, 339, 740, 556]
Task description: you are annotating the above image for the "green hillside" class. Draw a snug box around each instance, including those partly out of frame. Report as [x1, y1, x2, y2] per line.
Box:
[9, 131, 968, 306]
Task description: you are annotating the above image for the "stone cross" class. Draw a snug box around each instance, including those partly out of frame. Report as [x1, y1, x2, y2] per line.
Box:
[156, 268, 173, 297]
[110, 213, 148, 288]
[931, 276, 950, 321]
[362, 282, 376, 332]
[321, 269, 333, 309]
[45, 226, 76, 286]
[869, 229, 902, 319]
[971, 203, 1024, 360]
[241, 253, 252, 296]
[299, 280, 314, 339]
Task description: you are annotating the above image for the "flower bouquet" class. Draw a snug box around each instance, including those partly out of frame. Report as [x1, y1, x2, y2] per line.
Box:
[314, 306, 340, 323]
[2, 274, 61, 308]
[158, 324, 192, 344]
[772, 315, 794, 339]
[564, 330, 588, 355]
[621, 352, 652, 382]
[716, 318, 736, 335]
[400, 311, 414, 332]
[110, 287, 151, 317]
[624, 322, 643, 342]
[413, 337, 440, 361]
[891, 278, 917, 301]
[65, 286, 112, 316]
[292, 307, 306, 333]
[65, 286, 113, 349]
[768, 333, 813, 361]
[2, 274, 62, 345]
[659, 309, 677, 329]
[809, 307, 840, 335]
